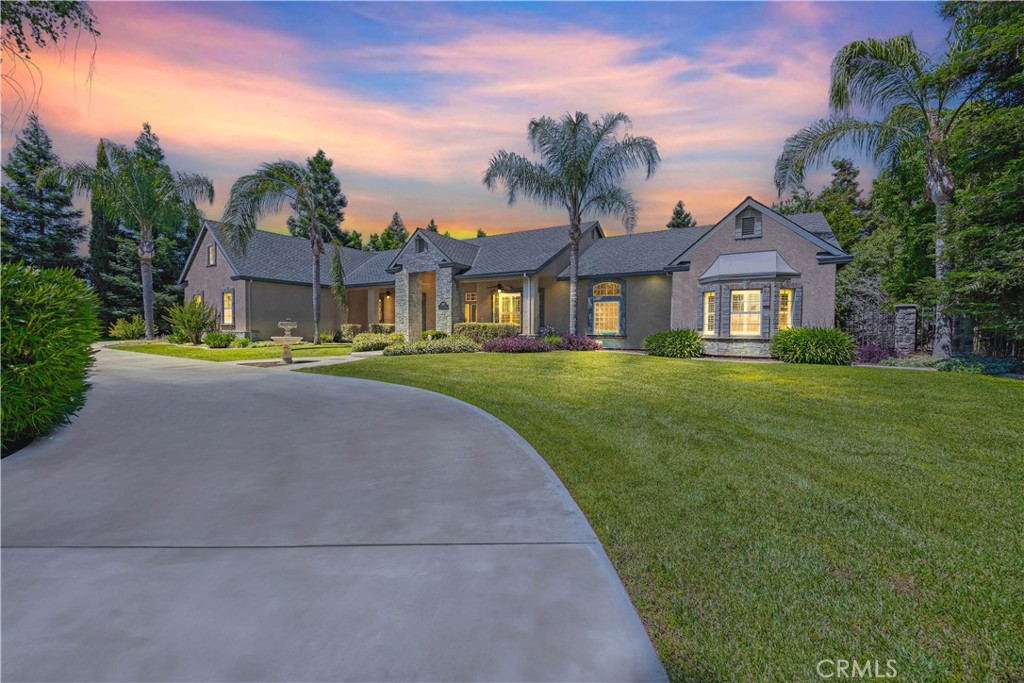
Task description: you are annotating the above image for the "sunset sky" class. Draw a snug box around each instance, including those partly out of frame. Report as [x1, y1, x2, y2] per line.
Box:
[1, 2, 949, 238]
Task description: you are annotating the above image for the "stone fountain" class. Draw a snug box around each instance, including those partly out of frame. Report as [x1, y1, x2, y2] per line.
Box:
[271, 319, 302, 363]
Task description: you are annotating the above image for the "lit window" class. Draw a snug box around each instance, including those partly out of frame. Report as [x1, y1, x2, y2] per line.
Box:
[207, 244, 217, 266]
[591, 281, 623, 335]
[497, 292, 521, 327]
[222, 290, 234, 326]
[779, 289, 793, 330]
[193, 292, 203, 304]
[730, 289, 761, 336]
[464, 291, 477, 323]
[703, 292, 716, 336]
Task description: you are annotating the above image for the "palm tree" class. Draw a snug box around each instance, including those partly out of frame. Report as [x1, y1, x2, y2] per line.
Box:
[774, 34, 978, 357]
[220, 160, 338, 342]
[56, 142, 214, 339]
[484, 112, 660, 335]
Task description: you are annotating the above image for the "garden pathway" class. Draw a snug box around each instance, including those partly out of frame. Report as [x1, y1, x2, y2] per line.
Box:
[1, 347, 664, 682]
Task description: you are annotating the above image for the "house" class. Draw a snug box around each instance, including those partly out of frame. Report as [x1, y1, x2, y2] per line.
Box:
[178, 197, 852, 356]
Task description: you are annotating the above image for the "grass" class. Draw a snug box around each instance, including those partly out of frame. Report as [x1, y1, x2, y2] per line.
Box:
[304, 353, 1023, 681]
[109, 341, 351, 362]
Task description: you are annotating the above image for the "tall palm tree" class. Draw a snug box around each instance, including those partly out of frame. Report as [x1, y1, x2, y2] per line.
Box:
[484, 112, 660, 334]
[220, 160, 339, 342]
[56, 142, 214, 339]
[774, 34, 978, 357]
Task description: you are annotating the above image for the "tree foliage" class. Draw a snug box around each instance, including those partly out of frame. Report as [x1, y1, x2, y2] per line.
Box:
[366, 212, 409, 251]
[286, 149, 349, 244]
[88, 139, 120, 325]
[666, 200, 696, 229]
[775, 159, 869, 251]
[1, 112, 85, 272]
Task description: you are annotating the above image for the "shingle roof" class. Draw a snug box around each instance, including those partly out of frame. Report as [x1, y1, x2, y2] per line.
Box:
[418, 230, 480, 267]
[183, 221, 400, 287]
[787, 211, 844, 250]
[558, 226, 712, 279]
[457, 221, 600, 279]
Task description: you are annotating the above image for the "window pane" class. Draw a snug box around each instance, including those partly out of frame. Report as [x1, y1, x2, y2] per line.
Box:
[730, 289, 760, 336]
[498, 293, 521, 327]
[465, 292, 477, 303]
[222, 292, 233, 325]
[593, 282, 621, 297]
[779, 289, 793, 330]
[593, 301, 620, 334]
[464, 303, 477, 323]
[703, 292, 716, 335]
[207, 245, 216, 265]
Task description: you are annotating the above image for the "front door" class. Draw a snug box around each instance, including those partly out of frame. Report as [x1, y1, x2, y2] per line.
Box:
[497, 292, 522, 329]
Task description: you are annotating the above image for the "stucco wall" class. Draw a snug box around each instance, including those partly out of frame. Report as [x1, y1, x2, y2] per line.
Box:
[248, 281, 344, 340]
[670, 211, 837, 334]
[568, 275, 672, 349]
[182, 231, 247, 331]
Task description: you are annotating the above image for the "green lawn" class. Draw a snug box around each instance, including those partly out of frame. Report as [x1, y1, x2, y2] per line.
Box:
[304, 353, 1023, 681]
[109, 342, 351, 362]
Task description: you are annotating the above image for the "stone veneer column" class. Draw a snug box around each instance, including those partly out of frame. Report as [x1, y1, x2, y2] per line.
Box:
[894, 304, 919, 357]
[436, 268, 455, 334]
[394, 270, 410, 339]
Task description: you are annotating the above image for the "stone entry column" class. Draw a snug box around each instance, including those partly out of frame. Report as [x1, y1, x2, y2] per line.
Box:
[436, 268, 455, 334]
[395, 269, 423, 341]
[894, 304, 918, 357]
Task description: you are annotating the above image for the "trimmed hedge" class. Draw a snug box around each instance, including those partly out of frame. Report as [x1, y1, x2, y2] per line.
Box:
[108, 314, 146, 340]
[770, 327, 855, 365]
[340, 323, 362, 342]
[165, 298, 217, 344]
[482, 336, 552, 353]
[556, 333, 602, 351]
[453, 322, 521, 344]
[203, 331, 235, 348]
[369, 323, 395, 334]
[1, 263, 100, 455]
[383, 335, 480, 356]
[421, 329, 448, 341]
[352, 332, 405, 351]
[643, 329, 704, 358]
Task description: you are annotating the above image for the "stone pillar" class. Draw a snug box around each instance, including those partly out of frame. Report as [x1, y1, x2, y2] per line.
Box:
[894, 304, 918, 357]
[436, 268, 455, 334]
[396, 271, 423, 341]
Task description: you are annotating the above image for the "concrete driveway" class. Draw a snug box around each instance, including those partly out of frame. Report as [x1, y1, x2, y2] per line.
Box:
[2, 348, 665, 682]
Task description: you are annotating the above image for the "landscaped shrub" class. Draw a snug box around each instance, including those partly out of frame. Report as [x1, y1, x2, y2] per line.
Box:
[352, 332, 404, 351]
[340, 323, 362, 342]
[107, 314, 146, 340]
[250, 340, 277, 348]
[164, 298, 217, 344]
[319, 330, 338, 344]
[856, 344, 893, 364]
[543, 334, 563, 346]
[166, 329, 190, 344]
[643, 329, 703, 358]
[555, 333, 602, 351]
[203, 331, 235, 348]
[421, 329, 448, 341]
[482, 336, 553, 353]
[1, 263, 100, 455]
[879, 354, 943, 368]
[934, 355, 1020, 375]
[770, 327, 855, 365]
[383, 335, 480, 356]
[370, 323, 395, 334]
[453, 322, 521, 343]
[230, 336, 252, 348]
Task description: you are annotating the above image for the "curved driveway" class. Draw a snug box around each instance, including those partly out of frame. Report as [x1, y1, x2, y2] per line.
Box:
[2, 348, 664, 682]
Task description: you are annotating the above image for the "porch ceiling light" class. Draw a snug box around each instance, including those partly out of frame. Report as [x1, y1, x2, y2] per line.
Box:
[496, 282, 504, 292]
[385, 290, 392, 299]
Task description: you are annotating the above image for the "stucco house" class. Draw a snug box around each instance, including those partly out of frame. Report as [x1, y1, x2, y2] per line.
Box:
[179, 197, 852, 356]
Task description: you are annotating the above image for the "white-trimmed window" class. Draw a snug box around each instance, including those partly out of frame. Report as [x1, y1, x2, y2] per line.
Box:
[730, 289, 761, 336]
[464, 291, 477, 323]
[778, 289, 793, 330]
[591, 281, 623, 335]
[497, 291, 521, 327]
[222, 290, 234, 326]
[703, 292, 716, 336]
[207, 244, 217, 266]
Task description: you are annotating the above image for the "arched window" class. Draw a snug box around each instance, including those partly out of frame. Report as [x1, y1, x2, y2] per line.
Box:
[590, 281, 624, 336]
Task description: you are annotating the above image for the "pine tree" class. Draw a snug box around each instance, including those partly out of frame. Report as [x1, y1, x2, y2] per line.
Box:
[286, 150, 349, 243]
[387, 211, 408, 243]
[476, 228, 487, 238]
[1, 112, 85, 270]
[426, 218, 439, 232]
[88, 139, 121, 325]
[666, 200, 696, 229]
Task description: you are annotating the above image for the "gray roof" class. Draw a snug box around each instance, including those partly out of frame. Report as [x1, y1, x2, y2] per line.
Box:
[182, 222, 400, 287]
[558, 226, 712, 279]
[699, 250, 799, 282]
[457, 221, 601, 279]
[787, 211, 844, 250]
[418, 230, 480, 267]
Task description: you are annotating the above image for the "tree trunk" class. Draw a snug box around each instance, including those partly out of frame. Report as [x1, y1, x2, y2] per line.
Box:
[926, 146, 956, 358]
[567, 219, 581, 335]
[138, 236, 156, 340]
[312, 249, 321, 344]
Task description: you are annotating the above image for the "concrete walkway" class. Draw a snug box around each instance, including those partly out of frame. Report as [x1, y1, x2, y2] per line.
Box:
[2, 348, 665, 682]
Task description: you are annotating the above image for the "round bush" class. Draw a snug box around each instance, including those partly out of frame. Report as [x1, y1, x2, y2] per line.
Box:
[643, 329, 703, 358]
[769, 327, 855, 365]
[203, 331, 235, 348]
[230, 336, 252, 348]
[352, 332, 405, 352]
[340, 324, 362, 342]
[1, 263, 100, 454]
[556, 334, 602, 351]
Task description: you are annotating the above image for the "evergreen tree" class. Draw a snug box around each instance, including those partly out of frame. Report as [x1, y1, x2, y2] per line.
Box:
[286, 149, 349, 243]
[344, 230, 364, 249]
[88, 139, 121, 325]
[0, 112, 85, 270]
[774, 159, 869, 251]
[426, 218, 439, 232]
[365, 212, 409, 251]
[666, 200, 696, 228]
[476, 228, 487, 238]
